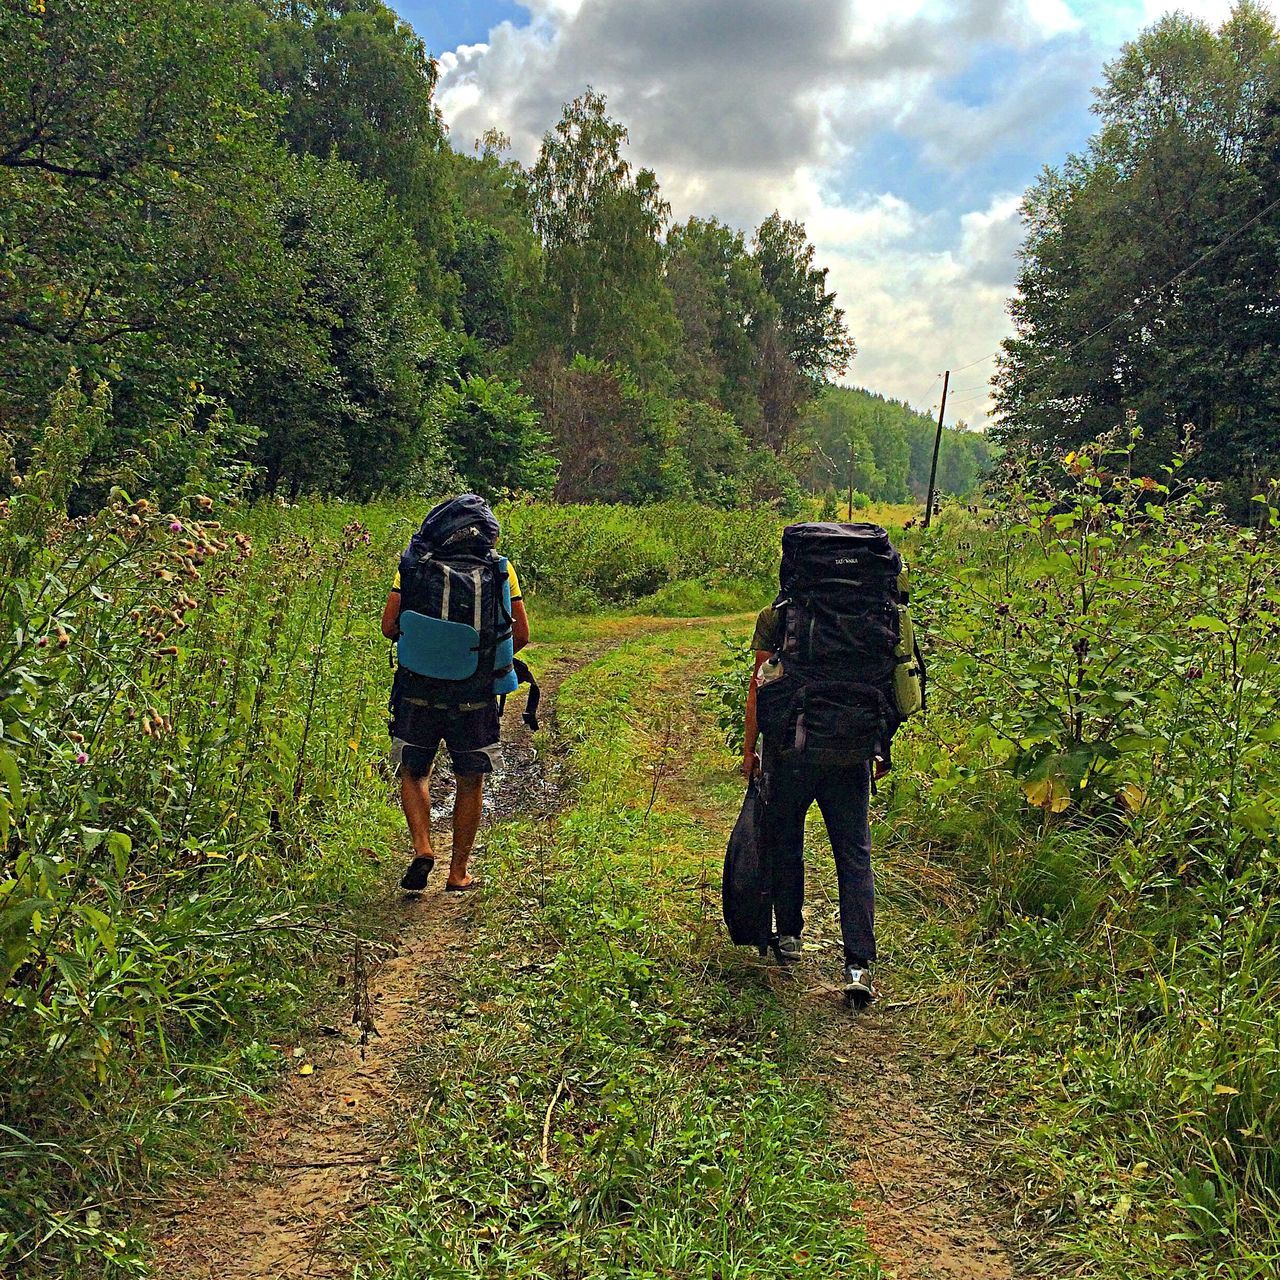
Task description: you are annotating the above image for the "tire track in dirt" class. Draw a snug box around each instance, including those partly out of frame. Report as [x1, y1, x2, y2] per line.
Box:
[650, 627, 1018, 1280]
[731, 947, 1016, 1280]
[149, 645, 594, 1278]
[814, 981, 1015, 1280]
[148, 618, 698, 1279]
[151, 887, 475, 1279]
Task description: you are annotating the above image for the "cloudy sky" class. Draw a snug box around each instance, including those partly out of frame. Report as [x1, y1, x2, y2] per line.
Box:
[397, 0, 1255, 423]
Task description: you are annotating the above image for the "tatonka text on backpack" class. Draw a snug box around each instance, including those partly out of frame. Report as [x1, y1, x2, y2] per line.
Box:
[755, 522, 925, 769]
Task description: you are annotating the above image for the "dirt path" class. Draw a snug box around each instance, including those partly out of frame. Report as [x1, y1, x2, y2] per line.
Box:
[752, 887, 1015, 1279]
[812, 979, 1015, 1279]
[149, 617, 697, 1278]
[150, 645, 584, 1279]
[659, 636, 1018, 1280]
[153, 615, 1017, 1279]
[152, 886, 474, 1279]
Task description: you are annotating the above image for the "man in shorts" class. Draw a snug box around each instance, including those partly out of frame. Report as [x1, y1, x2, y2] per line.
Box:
[381, 525, 529, 894]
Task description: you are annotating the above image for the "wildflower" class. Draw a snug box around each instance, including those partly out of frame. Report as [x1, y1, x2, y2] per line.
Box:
[169, 520, 183, 533]
[75, 753, 88, 765]
[36, 636, 48, 648]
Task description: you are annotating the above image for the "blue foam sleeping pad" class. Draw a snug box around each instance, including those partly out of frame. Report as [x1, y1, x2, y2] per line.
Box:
[493, 558, 518, 695]
[397, 611, 480, 681]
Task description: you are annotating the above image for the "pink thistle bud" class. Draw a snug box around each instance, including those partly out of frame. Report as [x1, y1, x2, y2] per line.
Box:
[75, 752, 88, 765]
[169, 520, 183, 533]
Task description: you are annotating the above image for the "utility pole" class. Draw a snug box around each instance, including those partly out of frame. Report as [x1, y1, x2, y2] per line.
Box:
[923, 370, 950, 530]
[846, 439, 855, 522]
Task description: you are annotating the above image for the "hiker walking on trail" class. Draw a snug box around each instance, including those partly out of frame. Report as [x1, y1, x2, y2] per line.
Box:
[381, 495, 533, 895]
[737, 522, 924, 1008]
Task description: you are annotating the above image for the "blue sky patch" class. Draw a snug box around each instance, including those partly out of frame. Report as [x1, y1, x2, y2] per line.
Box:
[395, 0, 528, 53]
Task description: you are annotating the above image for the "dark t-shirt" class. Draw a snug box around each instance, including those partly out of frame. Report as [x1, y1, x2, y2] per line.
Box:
[752, 606, 781, 654]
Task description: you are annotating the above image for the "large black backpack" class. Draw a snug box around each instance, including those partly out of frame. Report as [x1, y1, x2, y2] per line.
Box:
[755, 522, 924, 768]
[391, 496, 515, 712]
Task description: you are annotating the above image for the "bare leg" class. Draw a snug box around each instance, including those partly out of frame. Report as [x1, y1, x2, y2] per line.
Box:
[448, 773, 484, 886]
[401, 770, 435, 860]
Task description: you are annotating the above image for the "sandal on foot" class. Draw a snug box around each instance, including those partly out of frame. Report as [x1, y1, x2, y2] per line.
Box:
[443, 877, 480, 894]
[400, 856, 435, 892]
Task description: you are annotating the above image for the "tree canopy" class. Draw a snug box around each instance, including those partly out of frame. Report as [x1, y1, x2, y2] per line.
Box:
[994, 1, 1280, 513]
[0, 1, 993, 511]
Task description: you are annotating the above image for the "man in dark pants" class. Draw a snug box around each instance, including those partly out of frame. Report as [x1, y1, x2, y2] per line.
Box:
[742, 604, 880, 1004]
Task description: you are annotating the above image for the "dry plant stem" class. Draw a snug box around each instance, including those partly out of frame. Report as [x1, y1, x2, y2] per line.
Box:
[542, 1078, 568, 1166]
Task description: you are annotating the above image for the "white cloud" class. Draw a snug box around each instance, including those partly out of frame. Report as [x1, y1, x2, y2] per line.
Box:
[820, 193, 1021, 422]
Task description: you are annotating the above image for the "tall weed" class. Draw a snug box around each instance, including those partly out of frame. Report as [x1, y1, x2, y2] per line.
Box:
[0, 382, 399, 1273]
[901, 428, 1280, 1273]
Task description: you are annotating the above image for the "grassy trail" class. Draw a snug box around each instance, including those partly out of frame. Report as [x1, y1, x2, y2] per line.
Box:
[151, 611, 1014, 1279]
[147, 614, 723, 1276]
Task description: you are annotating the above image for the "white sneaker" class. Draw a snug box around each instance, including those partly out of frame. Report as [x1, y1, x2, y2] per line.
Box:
[843, 962, 875, 1006]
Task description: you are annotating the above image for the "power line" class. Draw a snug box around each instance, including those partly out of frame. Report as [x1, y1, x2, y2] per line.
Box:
[951, 350, 998, 375]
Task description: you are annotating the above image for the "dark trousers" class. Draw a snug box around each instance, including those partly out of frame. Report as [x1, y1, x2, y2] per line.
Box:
[766, 758, 875, 965]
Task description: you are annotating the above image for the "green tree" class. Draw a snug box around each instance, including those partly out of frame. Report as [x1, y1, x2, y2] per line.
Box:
[753, 212, 856, 448]
[440, 375, 558, 497]
[994, 3, 1280, 512]
[528, 90, 680, 385]
[258, 0, 456, 309]
[675, 400, 750, 507]
[0, 0, 283, 441]
[234, 153, 445, 498]
[665, 217, 772, 434]
[801, 387, 992, 502]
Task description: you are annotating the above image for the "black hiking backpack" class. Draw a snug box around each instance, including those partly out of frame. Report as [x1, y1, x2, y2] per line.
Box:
[754, 522, 925, 769]
[391, 495, 516, 712]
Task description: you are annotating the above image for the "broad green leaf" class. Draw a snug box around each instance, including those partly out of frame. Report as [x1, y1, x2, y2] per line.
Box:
[1188, 615, 1228, 634]
[0, 749, 22, 820]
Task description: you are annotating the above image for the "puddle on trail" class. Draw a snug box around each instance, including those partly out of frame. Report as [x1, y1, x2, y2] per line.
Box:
[427, 738, 562, 824]
[416, 689, 564, 829]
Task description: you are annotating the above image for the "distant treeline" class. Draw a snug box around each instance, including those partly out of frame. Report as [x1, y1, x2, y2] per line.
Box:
[803, 386, 995, 506]
[1, 0, 939, 512]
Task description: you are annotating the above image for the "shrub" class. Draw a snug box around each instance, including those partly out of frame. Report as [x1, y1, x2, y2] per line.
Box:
[439, 374, 558, 498]
[495, 501, 782, 604]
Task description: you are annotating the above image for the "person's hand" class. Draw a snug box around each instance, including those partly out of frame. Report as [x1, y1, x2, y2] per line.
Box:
[742, 751, 760, 782]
